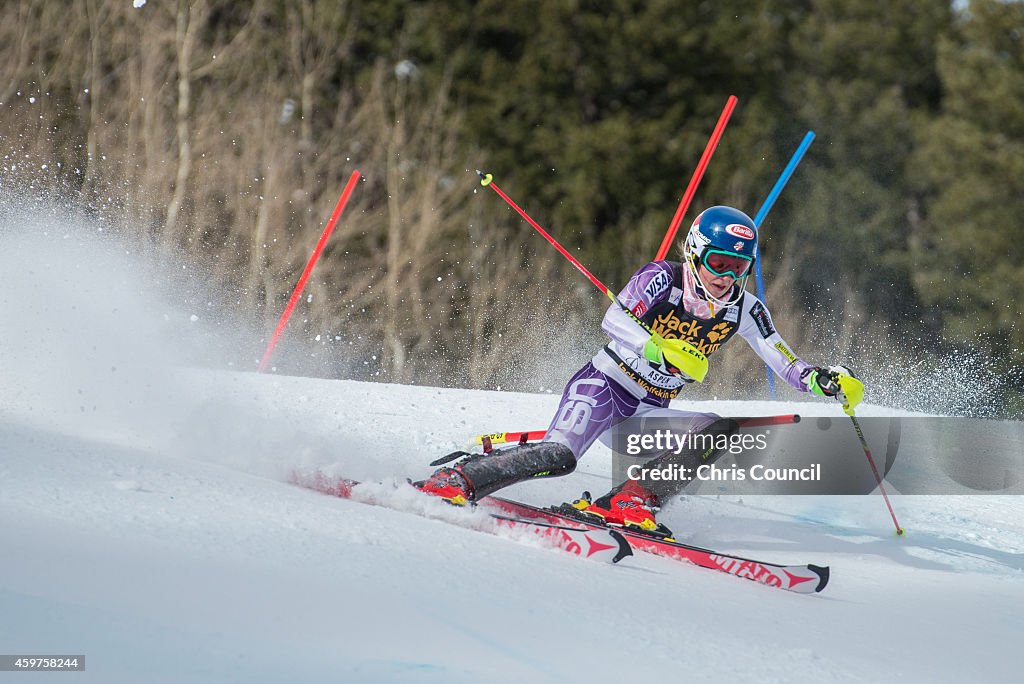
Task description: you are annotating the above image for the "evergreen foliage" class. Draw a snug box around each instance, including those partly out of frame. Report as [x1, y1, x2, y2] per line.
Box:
[0, 0, 1020, 413]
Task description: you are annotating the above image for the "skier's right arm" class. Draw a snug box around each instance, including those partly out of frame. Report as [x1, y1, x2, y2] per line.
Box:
[601, 262, 670, 348]
[602, 302, 652, 352]
[601, 262, 708, 382]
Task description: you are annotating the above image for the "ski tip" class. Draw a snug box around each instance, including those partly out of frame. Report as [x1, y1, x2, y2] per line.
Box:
[808, 564, 830, 593]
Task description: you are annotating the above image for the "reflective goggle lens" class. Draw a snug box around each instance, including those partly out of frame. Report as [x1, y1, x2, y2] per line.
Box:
[702, 250, 752, 278]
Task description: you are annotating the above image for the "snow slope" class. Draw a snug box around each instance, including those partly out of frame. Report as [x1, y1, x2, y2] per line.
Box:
[2, 372, 1022, 683]
[1, 212, 1022, 683]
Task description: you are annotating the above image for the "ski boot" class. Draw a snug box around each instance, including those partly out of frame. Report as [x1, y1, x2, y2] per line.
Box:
[566, 480, 675, 540]
[413, 466, 473, 506]
[414, 442, 576, 506]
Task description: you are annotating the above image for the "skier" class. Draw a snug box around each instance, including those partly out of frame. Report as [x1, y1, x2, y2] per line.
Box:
[417, 206, 863, 536]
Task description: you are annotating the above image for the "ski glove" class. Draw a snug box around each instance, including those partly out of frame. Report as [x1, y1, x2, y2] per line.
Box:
[642, 332, 708, 382]
[802, 365, 864, 415]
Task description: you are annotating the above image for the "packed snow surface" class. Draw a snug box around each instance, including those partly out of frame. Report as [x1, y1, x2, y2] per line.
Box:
[1, 372, 1022, 683]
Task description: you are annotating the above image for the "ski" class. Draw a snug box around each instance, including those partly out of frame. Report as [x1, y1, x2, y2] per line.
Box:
[290, 472, 633, 564]
[483, 496, 829, 594]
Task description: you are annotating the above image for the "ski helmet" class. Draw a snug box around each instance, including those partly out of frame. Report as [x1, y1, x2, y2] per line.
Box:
[683, 206, 758, 279]
[682, 206, 758, 308]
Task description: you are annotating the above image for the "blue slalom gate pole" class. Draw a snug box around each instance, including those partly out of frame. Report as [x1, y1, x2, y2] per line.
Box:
[752, 131, 815, 398]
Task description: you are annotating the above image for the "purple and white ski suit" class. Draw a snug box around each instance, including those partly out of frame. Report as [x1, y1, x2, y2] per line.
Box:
[544, 260, 814, 459]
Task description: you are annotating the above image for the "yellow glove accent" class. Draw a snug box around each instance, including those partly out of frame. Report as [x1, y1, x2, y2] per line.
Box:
[837, 373, 864, 416]
[643, 332, 709, 383]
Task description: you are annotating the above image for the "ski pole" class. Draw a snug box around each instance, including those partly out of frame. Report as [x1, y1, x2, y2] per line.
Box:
[847, 409, 905, 536]
[478, 171, 624, 307]
[752, 131, 816, 398]
[477, 170, 707, 380]
[655, 95, 738, 260]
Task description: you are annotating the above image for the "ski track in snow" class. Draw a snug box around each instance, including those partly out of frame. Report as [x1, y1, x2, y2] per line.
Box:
[1, 216, 1022, 683]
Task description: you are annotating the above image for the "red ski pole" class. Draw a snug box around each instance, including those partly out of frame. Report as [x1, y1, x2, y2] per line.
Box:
[477, 170, 708, 383]
[477, 171, 616, 302]
[655, 95, 737, 260]
[259, 170, 361, 372]
[848, 411, 905, 536]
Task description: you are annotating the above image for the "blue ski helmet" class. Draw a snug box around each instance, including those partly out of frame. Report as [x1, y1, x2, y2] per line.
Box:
[684, 206, 759, 266]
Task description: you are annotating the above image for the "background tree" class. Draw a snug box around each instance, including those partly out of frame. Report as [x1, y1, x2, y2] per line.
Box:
[0, 0, 1019, 415]
[910, 0, 1024, 413]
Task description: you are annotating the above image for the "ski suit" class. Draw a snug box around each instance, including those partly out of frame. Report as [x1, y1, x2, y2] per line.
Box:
[544, 260, 814, 460]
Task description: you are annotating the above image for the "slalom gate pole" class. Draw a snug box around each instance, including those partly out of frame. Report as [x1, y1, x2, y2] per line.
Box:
[258, 169, 362, 373]
[752, 131, 815, 398]
[847, 410, 905, 536]
[655, 95, 738, 261]
[468, 414, 803, 448]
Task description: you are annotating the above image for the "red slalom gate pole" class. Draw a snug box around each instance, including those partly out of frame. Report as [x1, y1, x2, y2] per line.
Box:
[655, 95, 738, 260]
[467, 414, 802, 449]
[258, 169, 361, 372]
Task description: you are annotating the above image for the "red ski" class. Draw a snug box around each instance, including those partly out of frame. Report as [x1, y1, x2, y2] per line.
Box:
[483, 496, 829, 594]
[290, 471, 632, 564]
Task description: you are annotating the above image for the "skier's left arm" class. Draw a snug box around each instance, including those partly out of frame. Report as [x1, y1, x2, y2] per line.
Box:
[737, 295, 864, 412]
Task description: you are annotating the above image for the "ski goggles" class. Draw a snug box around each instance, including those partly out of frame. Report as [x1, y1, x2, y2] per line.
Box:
[701, 249, 753, 279]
